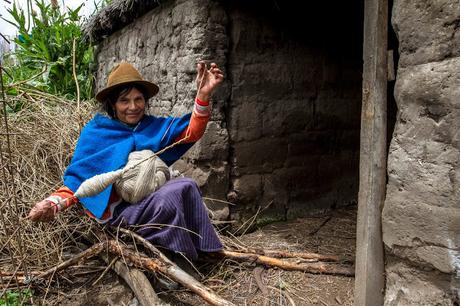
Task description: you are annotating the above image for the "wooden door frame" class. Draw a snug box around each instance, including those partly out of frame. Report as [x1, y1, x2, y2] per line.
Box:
[354, 0, 388, 305]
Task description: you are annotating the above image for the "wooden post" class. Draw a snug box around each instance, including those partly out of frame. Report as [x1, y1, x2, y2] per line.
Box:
[355, 0, 388, 304]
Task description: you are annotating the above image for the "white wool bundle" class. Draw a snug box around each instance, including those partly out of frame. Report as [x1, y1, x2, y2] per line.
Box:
[114, 150, 170, 203]
[74, 168, 124, 199]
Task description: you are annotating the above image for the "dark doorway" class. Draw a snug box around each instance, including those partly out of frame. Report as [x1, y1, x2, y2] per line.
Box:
[225, 0, 367, 223]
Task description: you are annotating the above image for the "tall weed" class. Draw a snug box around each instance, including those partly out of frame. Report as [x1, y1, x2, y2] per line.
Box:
[2, 0, 96, 101]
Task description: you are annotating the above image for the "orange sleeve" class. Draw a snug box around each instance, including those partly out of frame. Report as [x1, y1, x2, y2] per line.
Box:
[175, 98, 210, 143]
[48, 186, 79, 211]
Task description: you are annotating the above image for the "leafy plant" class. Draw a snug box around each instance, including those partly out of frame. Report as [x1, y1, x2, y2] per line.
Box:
[2, 0, 96, 100]
[0, 289, 34, 306]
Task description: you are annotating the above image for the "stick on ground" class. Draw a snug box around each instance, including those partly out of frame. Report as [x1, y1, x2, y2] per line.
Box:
[237, 248, 341, 262]
[214, 250, 354, 277]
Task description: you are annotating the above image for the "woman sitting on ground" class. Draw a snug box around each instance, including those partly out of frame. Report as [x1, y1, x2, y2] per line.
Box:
[28, 61, 224, 262]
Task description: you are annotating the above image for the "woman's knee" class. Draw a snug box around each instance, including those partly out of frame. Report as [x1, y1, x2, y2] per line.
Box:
[175, 177, 198, 187]
[163, 178, 200, 195]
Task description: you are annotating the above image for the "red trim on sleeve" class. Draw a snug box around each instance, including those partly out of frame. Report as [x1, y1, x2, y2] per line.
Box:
[195, 97, 209, 106]
[175, 99, 210, 143]
[50, 186, 79, 209]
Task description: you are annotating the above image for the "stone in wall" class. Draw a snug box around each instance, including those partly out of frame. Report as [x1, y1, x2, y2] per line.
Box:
[232, 137, 287, 175]
[384, 3, 460, 301]
[383, 57, 460, 276]
[392, 0, 460, 68]
[384, 258, 459, 306]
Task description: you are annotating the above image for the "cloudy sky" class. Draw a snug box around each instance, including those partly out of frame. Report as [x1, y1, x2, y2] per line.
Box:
[1, 0, 96, 36]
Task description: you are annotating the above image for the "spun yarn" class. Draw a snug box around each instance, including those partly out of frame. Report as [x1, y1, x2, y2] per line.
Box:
[74, 168, 124, 199]
[114, 150, 170, 203]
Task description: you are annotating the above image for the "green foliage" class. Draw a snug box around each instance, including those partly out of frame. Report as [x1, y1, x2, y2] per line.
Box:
[99, 0, 114, 7]
[0, 289, 34, 306]
[3, 0, 96, 100]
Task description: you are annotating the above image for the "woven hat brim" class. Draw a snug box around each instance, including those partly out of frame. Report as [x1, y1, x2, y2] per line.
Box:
[95, 80, 159, 102]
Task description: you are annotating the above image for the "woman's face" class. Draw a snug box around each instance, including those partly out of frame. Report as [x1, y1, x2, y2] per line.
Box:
[114, 87, 146, 125]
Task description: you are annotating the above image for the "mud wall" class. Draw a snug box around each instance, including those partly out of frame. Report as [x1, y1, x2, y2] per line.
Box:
[225, 1, 363, 222]
[382, 0, 460, 304]
[94, 0, 363, 223]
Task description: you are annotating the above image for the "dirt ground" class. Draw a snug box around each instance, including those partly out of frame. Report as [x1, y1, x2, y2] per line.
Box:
[165, 205, 357, 306]
[41, 205, 356, 306]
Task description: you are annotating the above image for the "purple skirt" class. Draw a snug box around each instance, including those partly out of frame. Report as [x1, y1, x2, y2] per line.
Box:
[109, 178, 223, 260]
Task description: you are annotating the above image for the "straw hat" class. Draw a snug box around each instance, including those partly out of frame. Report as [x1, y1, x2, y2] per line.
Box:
[95, 62, 159, 102]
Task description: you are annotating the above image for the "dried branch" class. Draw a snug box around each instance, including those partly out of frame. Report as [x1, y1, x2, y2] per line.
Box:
[106, 240, 235, 306]
[36, 242, 105, 280]
[211, 250, 354, 277]
[230, 247, 341, 263]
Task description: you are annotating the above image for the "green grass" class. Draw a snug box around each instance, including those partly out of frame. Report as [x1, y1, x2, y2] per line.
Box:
[0, 289, 34, 306]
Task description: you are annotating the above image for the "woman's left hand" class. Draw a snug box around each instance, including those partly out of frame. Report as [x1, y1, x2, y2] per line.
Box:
[28, 200, 57, 222]
[195, 61, 224, 101]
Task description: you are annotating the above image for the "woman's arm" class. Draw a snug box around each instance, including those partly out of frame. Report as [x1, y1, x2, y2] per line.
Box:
[28, 187, 78, 222]
[175, 98, 210, 143]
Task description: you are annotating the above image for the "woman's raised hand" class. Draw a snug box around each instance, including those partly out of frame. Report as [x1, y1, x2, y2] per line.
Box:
[195, 61, 224, 102]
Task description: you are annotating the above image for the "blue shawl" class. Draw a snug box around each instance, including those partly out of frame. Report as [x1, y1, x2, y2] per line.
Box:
[63, 113, 193, 218]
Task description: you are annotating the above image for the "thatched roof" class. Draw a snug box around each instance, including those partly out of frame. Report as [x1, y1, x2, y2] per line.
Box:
[83, 0, 164, 44]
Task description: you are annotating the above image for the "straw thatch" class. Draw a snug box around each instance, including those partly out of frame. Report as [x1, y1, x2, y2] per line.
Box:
[83, 0, 163, 43]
